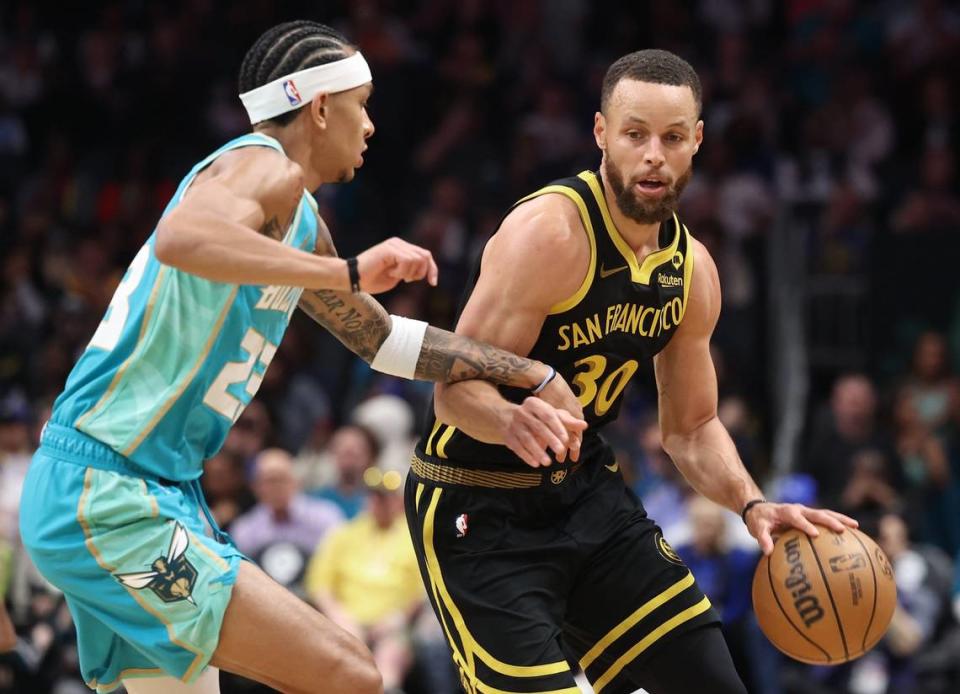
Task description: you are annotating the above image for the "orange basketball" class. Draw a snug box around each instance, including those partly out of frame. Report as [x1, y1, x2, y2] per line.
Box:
[751, 525, 896, 664]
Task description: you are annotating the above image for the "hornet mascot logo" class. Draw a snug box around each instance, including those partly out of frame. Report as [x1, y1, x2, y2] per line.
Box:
[115, 522, 199, 605]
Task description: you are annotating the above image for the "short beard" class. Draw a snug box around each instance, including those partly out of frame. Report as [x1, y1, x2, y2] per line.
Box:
[604, 157, 692, 224]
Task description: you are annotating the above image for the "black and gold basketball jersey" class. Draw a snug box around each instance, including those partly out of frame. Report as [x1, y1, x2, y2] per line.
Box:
[418, 170, 694, 469]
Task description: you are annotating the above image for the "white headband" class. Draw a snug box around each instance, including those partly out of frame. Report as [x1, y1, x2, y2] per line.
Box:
[239, 52, 372, 124]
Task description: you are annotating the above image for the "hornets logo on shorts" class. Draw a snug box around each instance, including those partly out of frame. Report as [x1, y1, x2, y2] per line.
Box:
[114, 521, 199, 605]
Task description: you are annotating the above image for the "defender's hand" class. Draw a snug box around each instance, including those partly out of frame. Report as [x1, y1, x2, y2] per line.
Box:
[535, 374, 586, 462]
[356, 238, 439, 294]
[744, 502, 859, 556]
[501, 398, 588, 468]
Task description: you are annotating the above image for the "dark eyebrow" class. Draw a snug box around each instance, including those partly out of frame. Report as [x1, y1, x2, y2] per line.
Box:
[624, 115, 688, 129]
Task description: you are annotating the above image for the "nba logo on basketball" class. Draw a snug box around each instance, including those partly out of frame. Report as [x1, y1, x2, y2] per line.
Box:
[455, 514, 468, 538]
[282, 80, 302, 106]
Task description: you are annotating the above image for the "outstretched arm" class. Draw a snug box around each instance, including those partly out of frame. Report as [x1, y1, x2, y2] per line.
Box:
[298, 288, 547, 387]
[655, 240, 856, 555]
[155, 146, 436, 293]
[297, 211, 562, 391]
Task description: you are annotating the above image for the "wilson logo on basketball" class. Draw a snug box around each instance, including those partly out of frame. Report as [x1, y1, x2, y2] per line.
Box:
[784, 537, 825, 628]
[828, 553, 866, 573]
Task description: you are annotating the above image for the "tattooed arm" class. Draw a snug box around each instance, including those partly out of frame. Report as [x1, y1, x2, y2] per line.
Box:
[300, 209, 586, 465]
[297, 210, 548, 386]
[298, 288, 547, 386]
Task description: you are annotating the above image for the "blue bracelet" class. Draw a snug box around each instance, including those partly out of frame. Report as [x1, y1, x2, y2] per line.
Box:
[531, 366, 557, 395]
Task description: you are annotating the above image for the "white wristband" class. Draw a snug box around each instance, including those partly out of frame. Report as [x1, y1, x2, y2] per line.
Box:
[371, 314, 428, 379]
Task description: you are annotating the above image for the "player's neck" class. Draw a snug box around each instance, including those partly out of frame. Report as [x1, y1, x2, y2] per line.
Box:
[598, 169, 663, 256]
[253, 124, 325, 191]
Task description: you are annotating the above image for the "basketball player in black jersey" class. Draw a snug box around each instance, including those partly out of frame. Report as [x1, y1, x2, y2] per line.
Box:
[405, 50, 859, 694]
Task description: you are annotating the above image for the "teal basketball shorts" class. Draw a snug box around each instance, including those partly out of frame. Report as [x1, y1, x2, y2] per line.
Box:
[19, 424, 244, 692]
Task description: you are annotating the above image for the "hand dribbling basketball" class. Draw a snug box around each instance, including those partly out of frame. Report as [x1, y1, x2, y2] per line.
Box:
[752, 525, 897, 664]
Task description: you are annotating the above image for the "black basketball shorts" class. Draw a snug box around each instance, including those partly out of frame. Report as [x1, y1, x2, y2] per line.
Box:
[404, 445, 722, 694]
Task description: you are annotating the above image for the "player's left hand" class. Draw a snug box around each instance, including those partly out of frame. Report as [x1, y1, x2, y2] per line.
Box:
[744, 502, 859, 556]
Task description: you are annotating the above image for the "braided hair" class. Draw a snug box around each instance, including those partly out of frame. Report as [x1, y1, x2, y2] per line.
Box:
[238, 20, 353, 126]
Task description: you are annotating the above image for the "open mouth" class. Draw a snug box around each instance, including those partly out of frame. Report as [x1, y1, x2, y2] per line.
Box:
[635, 179, 668, 195]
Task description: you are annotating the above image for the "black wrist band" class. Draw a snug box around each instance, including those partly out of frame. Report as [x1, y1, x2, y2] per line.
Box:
[346, 257, 360, 293]
[740, 498, 767, 524]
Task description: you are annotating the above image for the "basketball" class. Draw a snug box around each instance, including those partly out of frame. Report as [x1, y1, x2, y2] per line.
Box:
[752, 526, 897, 665]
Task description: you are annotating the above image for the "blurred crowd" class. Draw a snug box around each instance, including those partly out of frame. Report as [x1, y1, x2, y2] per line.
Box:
[2, 1, 960, 693]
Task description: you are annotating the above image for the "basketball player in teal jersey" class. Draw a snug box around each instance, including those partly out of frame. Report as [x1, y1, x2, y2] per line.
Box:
[406, 50, 860, 693]
[18, 21, 586, 694]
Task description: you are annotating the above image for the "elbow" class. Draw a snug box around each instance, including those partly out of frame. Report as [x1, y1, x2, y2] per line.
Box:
[660, 422, 704, 461]
[661, 413, 719, 461]
[154, 218, 190, 268]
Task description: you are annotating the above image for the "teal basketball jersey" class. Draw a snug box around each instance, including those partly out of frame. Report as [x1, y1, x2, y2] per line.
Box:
[51, 133, 319, 481]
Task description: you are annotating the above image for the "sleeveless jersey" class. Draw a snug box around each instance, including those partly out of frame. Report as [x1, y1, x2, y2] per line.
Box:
[417, 170, 694, 468]
[51, 133, 319, 481]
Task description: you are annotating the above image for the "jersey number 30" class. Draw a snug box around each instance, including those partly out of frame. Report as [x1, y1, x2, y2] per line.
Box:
[571, 355, 639, 417]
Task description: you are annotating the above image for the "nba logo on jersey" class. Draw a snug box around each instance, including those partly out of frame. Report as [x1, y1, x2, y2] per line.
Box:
[282, 80, 302, 106]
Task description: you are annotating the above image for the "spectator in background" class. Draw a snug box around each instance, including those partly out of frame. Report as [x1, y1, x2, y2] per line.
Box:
[306, 468, 425, 694]
[221, 399, 274, 472]
[352, 394, 418, 474]
[804, 373, 900, 509]
[231, 449, 343, 592]
[200, 449, 255, 531]
[840, 448, 901, 526]
[897, 332, 959, 434]
[309, 424, 381, 520]
[865, 512, 958, 693]
[891, 145, 960, 234]
[676, 497, 778, 694]
[0, 395, 32, 547]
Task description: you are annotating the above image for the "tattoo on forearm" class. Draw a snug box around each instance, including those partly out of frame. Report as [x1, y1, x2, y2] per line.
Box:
[298, 289, 390, 362]
[415, 326, 537, 385]
[300, 203, 539, 385]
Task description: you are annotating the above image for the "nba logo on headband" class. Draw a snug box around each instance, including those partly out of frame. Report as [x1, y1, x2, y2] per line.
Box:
[240, 53, 372, 124]
[282, 80, 302, 106]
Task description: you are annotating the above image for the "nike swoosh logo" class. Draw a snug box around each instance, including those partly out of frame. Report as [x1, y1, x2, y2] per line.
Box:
[599, 264, 628, 279]
[604, 462, 619, 473]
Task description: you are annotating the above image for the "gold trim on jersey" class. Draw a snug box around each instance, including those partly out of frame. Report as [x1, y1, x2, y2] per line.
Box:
[123, 286, 239, 456]
[579, 572, 695, 670]
[578, 172, 682, 285]
[425, 420, 444, 456]
[515, 184, 598, 315]
[76, 469, 208, 684]
[75, 266, 169, 433]
[426, 421, 458, 459]
[436, 425, 456, 458]
[591, 597, 712, 693]
[421, 488, 575, 691]
[415, 482, 425, 511]
[680, 225, 695, 321]
[411, 455, 542, 489]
